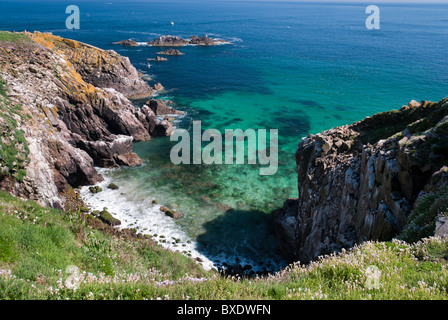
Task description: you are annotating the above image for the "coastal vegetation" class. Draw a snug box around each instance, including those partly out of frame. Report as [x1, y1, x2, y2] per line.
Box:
[0, 74, 29, 183]
[1, 191, 448, 300]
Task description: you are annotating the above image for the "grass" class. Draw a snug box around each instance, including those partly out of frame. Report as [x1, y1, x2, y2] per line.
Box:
[0, 31, 28, 44]
[0, 75, 30, 182]
[1, 190, 448, 300]
[0, 74, 9, 98]
[399, 183, 448, 243]
[358, 110, 411, 145]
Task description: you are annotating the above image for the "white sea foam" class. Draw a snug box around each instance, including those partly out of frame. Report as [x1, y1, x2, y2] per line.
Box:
[80, 166, 286, 275]
[80, 168, 216, 271]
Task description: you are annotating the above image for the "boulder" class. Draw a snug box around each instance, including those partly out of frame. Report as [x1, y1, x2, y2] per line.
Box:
[153, 83, 164, 91]
[89, 186, 102, 194]
[153, 120, 174, 137]
[107, 183, 119, 190]
[146, 99, 183, 115]
[115, 152, 142, 167]
[98, 209, 121, 226]
[435, 217, 448, 238]
[165, 210, 183, 219]
[160, 206, 170, 212]
[408, 100, 421, 108]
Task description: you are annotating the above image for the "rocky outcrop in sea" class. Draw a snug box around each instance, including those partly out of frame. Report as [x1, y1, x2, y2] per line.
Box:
[274, 98, 448, 264]
[0, 31, 178, 210]
[157, 49, 185, 56]
[146, 35, 230, 47]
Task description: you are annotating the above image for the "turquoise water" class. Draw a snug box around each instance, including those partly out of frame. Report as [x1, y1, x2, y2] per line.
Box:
[1, 1, 447, 273]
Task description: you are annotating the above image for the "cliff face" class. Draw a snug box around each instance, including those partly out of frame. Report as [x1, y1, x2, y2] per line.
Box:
[0, 32, 172, 210]
[275, 98, 448, 263]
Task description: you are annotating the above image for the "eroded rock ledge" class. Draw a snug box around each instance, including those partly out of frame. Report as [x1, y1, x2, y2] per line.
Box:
[274, 98, 448, 264]
[0, 32, 176, 209]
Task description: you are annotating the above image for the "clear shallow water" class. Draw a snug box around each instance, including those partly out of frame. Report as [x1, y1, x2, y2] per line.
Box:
[1, 1, 447, 273]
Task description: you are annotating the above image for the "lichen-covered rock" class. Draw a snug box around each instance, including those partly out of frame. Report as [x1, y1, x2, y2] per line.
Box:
[0, 31, 178, 208]
[62, 38, 153, 100]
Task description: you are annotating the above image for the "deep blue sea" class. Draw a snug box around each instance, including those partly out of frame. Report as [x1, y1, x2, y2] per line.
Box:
[1, 0, 447, 273]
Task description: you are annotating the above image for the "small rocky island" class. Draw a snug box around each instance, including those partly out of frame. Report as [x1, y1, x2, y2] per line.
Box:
[115, 35, 230, 48]
[149, 35, 229, 46]
[157, 49, 185, 56]
[113, 39, 138, 47]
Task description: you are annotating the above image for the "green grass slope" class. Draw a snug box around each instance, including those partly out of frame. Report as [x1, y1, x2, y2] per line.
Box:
[1, 191, 448, 300]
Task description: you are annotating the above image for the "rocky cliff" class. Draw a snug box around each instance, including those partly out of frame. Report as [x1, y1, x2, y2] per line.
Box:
[275, 98, 448, 264]
[0, 31, 175, 210]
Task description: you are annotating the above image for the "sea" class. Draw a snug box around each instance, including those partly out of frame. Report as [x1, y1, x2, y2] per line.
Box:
[1, 0, 447, 274]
